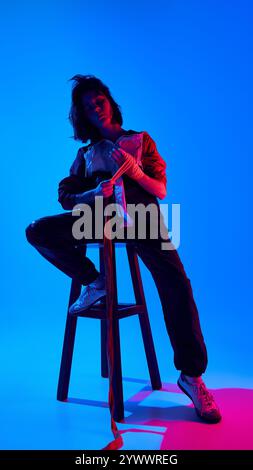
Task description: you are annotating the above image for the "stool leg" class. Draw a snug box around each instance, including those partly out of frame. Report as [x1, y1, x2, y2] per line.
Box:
[111, 318, 124, 422]
[57, 279, 81, 401]
[99, 246, 109, 378]
[126, 245, 162, 390]
[103, 240, 124, 422]
[138, 312, 162, 389]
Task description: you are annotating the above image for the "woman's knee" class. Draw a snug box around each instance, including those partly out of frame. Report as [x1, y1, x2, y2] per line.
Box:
[25, 217, 52, 246]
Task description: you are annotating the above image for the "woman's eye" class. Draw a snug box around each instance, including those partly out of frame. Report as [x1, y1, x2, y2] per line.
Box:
[84, 98, 104, 112]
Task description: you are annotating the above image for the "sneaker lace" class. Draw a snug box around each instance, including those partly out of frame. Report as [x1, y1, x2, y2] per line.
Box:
[196, 383, 216, 410]
[86, 284, 97, 295]
[78, 284, 97, 301]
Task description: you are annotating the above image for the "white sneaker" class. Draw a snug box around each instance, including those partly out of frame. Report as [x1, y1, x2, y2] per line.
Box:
[177, 373, 222, 423]
[69, 276, 106, 315]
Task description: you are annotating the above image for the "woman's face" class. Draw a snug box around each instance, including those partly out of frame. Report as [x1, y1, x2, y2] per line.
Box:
[81, 91, 114, 129]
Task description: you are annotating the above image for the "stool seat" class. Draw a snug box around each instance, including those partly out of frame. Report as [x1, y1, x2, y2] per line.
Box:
[57, 239, 162, 422]
[75, 239, 139, 249]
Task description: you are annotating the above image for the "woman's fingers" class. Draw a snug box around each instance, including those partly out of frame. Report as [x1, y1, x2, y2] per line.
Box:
[103, 190, 113, 197]
[111, 147, 124, 164]
[101, 179, 114, 188]
[95, 179, 114, 197]
[100, 180, 114, 197]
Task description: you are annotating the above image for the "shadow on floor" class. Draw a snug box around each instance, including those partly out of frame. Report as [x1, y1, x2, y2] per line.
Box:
[67, 379, 253, 450]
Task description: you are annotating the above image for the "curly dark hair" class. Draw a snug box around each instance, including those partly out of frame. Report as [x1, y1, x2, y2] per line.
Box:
[69, 74, 123, 143]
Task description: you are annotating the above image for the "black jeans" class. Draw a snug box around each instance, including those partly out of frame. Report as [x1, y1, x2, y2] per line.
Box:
[25, 211, 208, 376]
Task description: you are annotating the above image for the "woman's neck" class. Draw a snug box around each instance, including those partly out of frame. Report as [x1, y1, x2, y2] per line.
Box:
[97, 124, 126, 143]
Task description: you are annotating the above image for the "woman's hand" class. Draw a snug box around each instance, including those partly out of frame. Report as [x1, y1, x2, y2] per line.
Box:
[110, 146, 126, 166]
[111, 145, 166, 199]
[94, 179, 114, 198]
[111, 146, 144, 181]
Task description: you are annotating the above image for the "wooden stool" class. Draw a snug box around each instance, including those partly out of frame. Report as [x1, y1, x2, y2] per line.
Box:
[57, 240, 162, 422]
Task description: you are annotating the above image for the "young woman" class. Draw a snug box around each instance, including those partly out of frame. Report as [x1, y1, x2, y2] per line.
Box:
[25, 74, 221, 424]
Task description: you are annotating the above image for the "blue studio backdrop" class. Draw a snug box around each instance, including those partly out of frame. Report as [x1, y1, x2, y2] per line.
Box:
[0, 0, 252, 450]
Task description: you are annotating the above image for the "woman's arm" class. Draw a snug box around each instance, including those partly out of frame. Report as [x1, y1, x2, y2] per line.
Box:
[111, 132, 167, 200]
[137, 132, 167, 199]
[58, 147, 115, 209]
[134, 171, 166, 199]
[58, 175, 97, 210]
[58, 147, 98, 210]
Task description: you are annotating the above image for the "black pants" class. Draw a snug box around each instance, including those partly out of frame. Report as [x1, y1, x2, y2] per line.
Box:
[25, 211, 208, 376]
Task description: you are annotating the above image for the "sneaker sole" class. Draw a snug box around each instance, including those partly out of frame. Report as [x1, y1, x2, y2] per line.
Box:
[177, 379, 221, 424]
[69, 293, 106, 315]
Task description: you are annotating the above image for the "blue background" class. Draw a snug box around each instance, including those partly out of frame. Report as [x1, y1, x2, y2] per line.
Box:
[0, 0, 252, 449]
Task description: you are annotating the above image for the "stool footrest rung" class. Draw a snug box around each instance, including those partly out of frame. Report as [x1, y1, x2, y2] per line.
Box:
[72, 303, 146, 319]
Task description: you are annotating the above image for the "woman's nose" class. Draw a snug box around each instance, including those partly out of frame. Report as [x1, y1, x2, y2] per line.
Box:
[94, 105, 101, 113]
